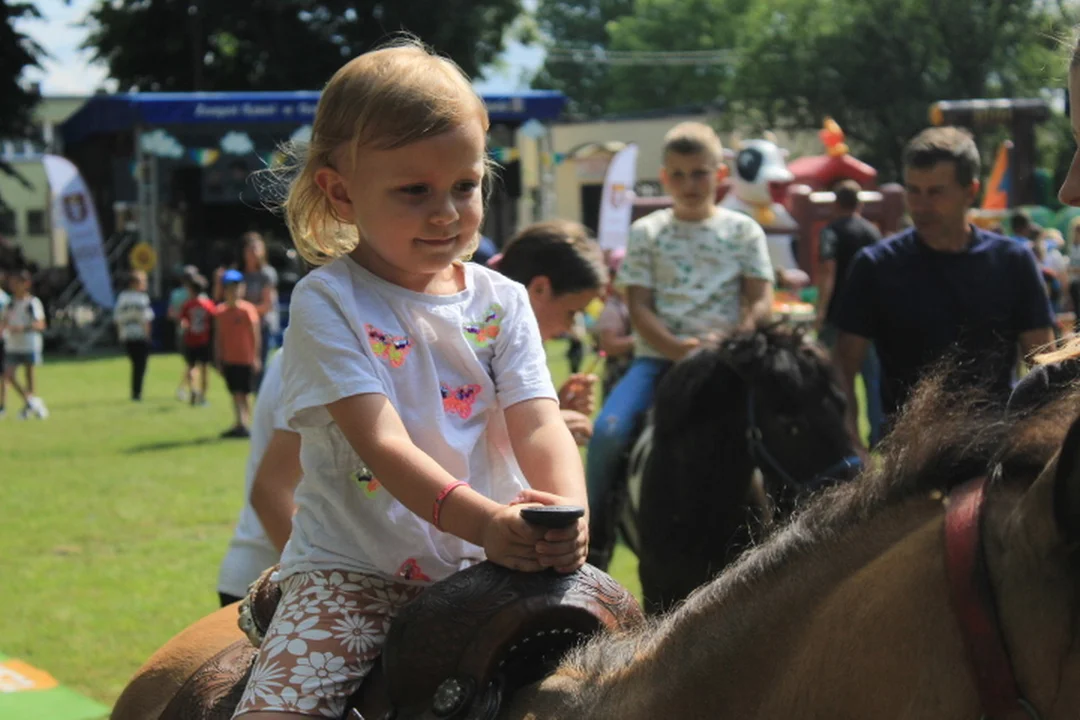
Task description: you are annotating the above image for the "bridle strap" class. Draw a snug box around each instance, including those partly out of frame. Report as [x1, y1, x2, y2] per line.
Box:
[744, 388, 861, 490]
[944, 478, 1039, 720]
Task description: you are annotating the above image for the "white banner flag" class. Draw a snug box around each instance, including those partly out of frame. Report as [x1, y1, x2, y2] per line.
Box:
[597, 144, 639, 252]
[42, 154, 114, 309]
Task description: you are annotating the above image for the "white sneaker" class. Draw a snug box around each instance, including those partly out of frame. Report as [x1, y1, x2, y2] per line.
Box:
[176, 387, 189, 402]
[29, 397, 49, 419]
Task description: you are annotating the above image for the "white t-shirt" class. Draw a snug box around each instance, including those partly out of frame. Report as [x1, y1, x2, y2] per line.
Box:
[4, 296, 46, 354]
[279, 258, 557, 585]
[618, 207, 774, 359]
[113, 290, 155, 342]
[217, 349, 292, 598]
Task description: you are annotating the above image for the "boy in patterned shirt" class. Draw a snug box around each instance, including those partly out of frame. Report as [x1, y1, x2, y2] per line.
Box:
[585, 121, 775, 567]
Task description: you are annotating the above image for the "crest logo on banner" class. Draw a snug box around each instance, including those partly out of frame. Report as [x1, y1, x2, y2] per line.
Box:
[610, 183, 628, 208]
[43, 154, 115, 309]
[62, 193, 89, 223]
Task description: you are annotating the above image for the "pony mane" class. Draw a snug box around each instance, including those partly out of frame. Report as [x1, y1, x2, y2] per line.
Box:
[651, 324, 839, 434]
[720, 363, 1080, 592]
[557, 361, 1080, 701]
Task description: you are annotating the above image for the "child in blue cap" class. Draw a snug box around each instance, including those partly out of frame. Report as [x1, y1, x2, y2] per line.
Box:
[215, 268, 261, 437]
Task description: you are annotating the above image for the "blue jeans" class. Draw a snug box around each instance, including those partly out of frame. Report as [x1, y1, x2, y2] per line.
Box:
[585, 356, 671, 565]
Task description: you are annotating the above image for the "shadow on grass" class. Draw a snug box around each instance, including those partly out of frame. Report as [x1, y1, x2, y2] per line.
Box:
[123, 435, 225, 454]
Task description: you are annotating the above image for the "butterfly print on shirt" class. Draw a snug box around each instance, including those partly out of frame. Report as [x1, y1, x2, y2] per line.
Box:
[462, 303, 503, 349]
[440, 382, 482, 419]
[365, 324, 413, 368]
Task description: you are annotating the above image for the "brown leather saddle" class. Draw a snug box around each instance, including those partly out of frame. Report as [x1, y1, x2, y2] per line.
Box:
[162, 562, 642, 720]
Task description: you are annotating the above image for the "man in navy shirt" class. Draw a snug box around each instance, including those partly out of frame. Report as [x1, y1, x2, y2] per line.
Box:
[833, 126, 1054, 455]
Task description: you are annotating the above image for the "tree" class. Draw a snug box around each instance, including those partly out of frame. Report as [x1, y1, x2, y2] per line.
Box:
[603, 0, 748, 114]
[531, 0, 753, 118]
[730, 0, 1072, 178]
[0, 1, 44, 192]
[83, 0, 524, 92]
[531, 0, 635, 118]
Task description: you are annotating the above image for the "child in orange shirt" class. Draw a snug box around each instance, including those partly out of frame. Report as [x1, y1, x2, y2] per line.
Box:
[215, 269, 261, 438]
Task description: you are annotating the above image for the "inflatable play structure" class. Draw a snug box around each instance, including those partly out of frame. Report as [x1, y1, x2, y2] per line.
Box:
[632, 118, 906, 321]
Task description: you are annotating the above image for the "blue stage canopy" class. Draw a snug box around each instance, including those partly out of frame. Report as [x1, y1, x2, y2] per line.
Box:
[60, 90, 566, 145]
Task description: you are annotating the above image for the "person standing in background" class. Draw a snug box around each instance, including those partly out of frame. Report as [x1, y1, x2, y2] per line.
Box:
[179, 273, 217, 406]
[815, 180, 884, 445]
[832, 127, 1054, 456]
[1, 270, 48, 419]
[113, 270, 155, 401]
[215, 233, 278, 387]
[215, 270, 261, 438]
[167, 265, 199, 401]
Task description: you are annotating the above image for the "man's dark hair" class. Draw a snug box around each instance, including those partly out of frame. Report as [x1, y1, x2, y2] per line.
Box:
[1010, 211, 1031, 234]
[834, 179, 862, 211]
[497, 220, 607, 296]
[903, 126, 980, 187]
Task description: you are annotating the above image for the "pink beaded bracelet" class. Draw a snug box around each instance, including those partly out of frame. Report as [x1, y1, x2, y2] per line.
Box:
[433, 480, 469, 530]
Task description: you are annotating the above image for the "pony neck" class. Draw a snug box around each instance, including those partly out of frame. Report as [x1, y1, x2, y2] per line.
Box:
[509, 494, 982, 719]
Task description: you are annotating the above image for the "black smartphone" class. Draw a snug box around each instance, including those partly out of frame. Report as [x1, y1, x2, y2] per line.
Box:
[519, 505, 585, 529]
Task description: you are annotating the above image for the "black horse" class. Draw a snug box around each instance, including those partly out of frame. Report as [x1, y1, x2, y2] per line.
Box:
[617, 326, 860, 613]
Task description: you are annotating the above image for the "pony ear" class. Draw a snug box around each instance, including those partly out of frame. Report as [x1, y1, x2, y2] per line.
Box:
[1052, 411, 1080, 545]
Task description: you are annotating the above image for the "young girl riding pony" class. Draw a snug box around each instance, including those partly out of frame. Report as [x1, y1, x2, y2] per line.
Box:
[232, 42, 588, 719]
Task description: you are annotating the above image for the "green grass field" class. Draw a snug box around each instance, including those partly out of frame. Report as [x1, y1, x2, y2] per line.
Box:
[0, 345, 639, 713]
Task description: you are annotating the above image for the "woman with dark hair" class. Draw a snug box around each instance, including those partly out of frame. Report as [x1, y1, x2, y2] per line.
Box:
[494, 220, 608, 445]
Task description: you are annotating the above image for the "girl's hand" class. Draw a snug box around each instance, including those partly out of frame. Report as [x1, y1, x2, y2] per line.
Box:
[511, 489, 589, 574]
[481, 504, 546, 573]
[558, 374, 597, 415]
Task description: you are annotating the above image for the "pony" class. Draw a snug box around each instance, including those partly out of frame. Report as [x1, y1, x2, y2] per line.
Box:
[114, 368, 1080, 718]
[502, 371, 1080, 718]
[619, 325, 859, 612]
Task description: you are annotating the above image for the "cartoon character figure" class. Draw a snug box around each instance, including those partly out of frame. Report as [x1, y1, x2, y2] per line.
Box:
[719, 133, 807, 288]
[440, 382, 482, 419]
[819, 116, 849, 158]
[463, 303, 503, 349]
[365, 324, 413, 368]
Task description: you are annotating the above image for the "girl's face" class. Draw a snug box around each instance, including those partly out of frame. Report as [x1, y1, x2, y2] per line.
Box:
[317, 120, 486, 291]
[1059, 64, 1080, 207]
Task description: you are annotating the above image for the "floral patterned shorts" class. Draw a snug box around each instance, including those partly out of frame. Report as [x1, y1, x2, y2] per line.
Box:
[232, 569, 425, 718]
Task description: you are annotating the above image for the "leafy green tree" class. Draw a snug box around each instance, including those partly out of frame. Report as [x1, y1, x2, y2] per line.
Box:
[603, 0, 748, 114]
[730, 0, 1071, 177]
[531, 0, 635, 118]
[84, 0, 524, 91]
[0, 1, 43, 192]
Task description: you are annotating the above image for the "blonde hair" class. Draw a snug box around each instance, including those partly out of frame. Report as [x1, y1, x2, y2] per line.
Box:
[1036, 335, 1079, 365]
[662, 122, 724, 165]
[283, 39, 490, 266]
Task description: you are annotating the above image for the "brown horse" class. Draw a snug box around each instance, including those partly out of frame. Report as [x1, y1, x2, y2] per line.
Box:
[115, 372, 1080, 719]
